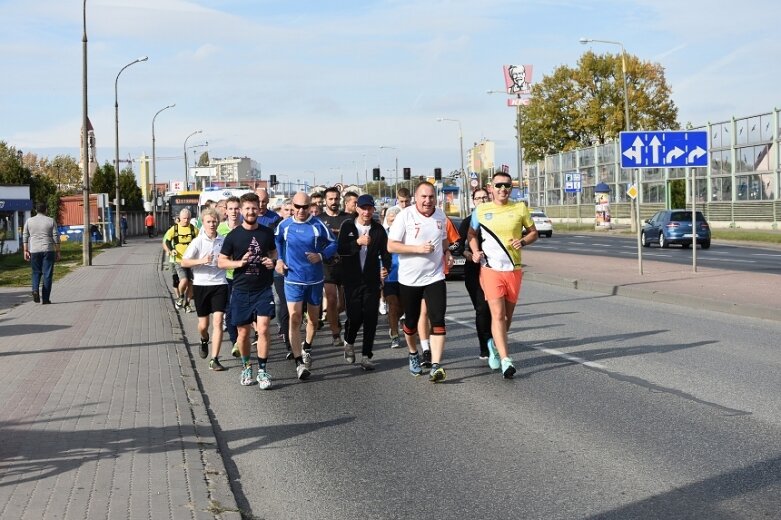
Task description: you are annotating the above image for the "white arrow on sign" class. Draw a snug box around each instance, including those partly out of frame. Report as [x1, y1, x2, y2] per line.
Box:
[649, 135, 662, 164]
[687, 146, 706, 163]
[665, 147, 684, 163]
[623, 136, 643, 165]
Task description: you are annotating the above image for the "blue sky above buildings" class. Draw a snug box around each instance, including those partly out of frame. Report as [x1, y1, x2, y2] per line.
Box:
[1, 0, 778, 187]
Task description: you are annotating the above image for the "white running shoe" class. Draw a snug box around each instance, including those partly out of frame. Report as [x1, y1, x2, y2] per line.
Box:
[256, 370, 272, 390]
[296, 363, 311, 380]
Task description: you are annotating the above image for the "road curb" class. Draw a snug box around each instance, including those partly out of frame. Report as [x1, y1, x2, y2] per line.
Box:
[524, 272, 781, 323]
[158, 254, 243, 520]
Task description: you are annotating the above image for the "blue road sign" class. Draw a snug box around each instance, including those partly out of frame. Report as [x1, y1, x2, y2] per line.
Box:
[564, 171, 582, 193]
[620, 130, 708, 168]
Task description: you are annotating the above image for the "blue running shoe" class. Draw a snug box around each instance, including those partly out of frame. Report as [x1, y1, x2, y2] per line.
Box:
[409, 353, 422, 376]
[501, 357, 516, 379]
[487, 338, 501, 370]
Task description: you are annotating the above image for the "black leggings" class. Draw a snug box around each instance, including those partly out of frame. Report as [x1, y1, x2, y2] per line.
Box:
[464, 262, 492, 352]
[399, 280, 447, 336]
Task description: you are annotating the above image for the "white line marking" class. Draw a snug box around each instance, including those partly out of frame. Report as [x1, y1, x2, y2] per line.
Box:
[445, 316, 606, 369]
[752, 253, 781, 257]
[706, 258, 756, 264]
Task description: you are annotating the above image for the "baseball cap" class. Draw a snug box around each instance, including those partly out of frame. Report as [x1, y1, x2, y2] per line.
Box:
[356, 194, 375, 208]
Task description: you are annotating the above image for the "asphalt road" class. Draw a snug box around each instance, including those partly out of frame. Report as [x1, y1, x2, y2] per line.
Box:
[182, 278, 781, 520]
[534, 233, 781, 274]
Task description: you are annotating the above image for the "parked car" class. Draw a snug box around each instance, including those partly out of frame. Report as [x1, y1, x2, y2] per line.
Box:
[641, 210, 711, 249]
[446, 217, 466, 279]
[530, 210, 553, 237]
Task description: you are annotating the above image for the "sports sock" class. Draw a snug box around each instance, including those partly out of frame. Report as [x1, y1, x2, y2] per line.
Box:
[258, 357, 267, 370]
[420, 339, 430, 351]
[241, 355, 251, 366]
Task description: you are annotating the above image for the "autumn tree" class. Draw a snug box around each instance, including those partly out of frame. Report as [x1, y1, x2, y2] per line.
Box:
[520, 51, 679, 161]
[197, 151, 210, 166]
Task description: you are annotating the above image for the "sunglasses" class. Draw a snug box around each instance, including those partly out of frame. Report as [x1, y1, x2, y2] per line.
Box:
[473, 196, 488, 201]
[293, 203, 309, 210]
[493, 182, 512, 190]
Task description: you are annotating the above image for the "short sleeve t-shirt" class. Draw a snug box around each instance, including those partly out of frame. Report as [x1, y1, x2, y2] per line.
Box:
[387, 206, 447, 287]
[470, 201, 534, 271]
[164, 223, 199, 261]
[182, 233, 227, 286]
[220, 224, 276, 292]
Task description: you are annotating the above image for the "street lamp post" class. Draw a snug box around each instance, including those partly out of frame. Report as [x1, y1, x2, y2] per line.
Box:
[487, 90, 529, 198]
[580, 37, 643, 274]
[436, 118, 466, 217]
[114, 56, 148, 246]
[379, 146, 398, 197]
[81, 0, 90, 266]
[152, 104, 175, 234]
[183, 130, 202, 191]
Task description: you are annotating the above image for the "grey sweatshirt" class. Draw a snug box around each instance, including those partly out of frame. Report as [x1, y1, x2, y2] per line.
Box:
[23, 214, 59, 254]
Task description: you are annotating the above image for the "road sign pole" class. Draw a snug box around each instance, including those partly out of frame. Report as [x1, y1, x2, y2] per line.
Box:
[691, 168, 697, 273]
[632, 169, 643, 276]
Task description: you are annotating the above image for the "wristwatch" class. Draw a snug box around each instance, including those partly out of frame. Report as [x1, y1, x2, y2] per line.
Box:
[520, 239, 527, 248]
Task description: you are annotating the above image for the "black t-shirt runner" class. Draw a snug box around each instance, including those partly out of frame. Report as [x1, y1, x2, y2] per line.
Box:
[319, 211, 352, 238]
[220, 224, 276, 292]
[319, 211, 351, 267]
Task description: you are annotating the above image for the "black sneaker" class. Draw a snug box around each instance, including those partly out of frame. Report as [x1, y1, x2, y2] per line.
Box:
[209, 358, 225, 371]
[32, 292, 40, 303]
[199, 335, 209, 359]
[421, 349, 432, 369]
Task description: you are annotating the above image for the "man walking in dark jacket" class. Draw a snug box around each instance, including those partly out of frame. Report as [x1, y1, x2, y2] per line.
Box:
[337, 194, 391, 370]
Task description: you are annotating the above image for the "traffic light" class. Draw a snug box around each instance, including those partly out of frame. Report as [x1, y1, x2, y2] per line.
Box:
[403, 167, 411, 180]
[373, 168, 381, 181]
[434, 168, 442, 180]
[269, 174, 278, 186]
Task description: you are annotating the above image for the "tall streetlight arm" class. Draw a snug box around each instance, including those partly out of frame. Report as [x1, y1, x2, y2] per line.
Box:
[436, 118, 466, 217]
[183, 130, 202, 190]
[152, 104, 175, 233]
[82, 0, 90, 266]
[379, 145, 399, 196]
[114, 55, 148, 246]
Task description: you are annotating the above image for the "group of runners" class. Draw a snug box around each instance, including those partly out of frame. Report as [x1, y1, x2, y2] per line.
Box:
[161, 170, 538, 389]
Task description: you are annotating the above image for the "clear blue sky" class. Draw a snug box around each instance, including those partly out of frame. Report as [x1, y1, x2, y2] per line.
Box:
[2, 0, 779, 187]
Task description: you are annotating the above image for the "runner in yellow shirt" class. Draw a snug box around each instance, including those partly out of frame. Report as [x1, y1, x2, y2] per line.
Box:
[467, 172, 538, 378]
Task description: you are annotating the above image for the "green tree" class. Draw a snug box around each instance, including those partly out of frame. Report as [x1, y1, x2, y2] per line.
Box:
[91, 161, 116, 196]
[118, 167, 144, 210]
[198, 151, 210, 166]
[520, 51, 679, 161]
[0, 142, 59, 221]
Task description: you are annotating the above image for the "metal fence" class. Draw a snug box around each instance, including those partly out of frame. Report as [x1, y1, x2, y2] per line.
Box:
[528, 108, 780, 228]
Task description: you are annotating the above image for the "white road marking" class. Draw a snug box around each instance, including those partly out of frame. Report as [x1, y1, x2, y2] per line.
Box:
[706, 257, 756, 264]
[445, 316, 606, 369]
[752, 253, 781, 257]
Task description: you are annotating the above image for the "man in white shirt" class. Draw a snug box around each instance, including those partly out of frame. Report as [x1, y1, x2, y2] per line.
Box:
[387, 182, 453, 383]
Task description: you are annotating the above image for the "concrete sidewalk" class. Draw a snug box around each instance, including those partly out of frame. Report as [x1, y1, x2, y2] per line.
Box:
[0, 239, 239, 519]
[523, 242, 781, 323]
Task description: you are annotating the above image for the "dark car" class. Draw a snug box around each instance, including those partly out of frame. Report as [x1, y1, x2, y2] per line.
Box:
[446, 217, 466, 279]
[641, 209, 711, 249]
